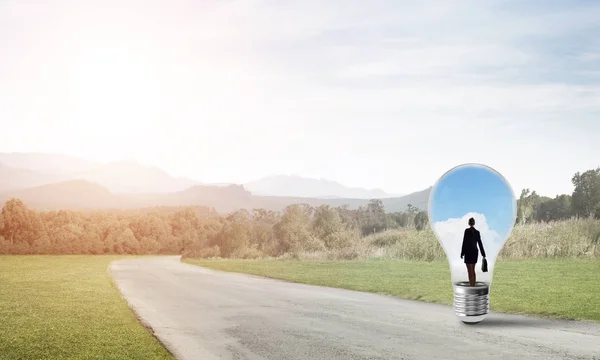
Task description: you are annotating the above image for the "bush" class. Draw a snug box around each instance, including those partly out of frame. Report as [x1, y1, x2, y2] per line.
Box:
[323, 229, 361, 250]
[365, 229, 444, 261]
[183, 245, 221, 259]
[230, 246, 264, 259]
[184, 218, 600, 262]
[501, 218, 600, 259]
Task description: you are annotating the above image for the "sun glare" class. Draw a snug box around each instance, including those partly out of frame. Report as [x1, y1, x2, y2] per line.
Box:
[75, 47, 161, 121]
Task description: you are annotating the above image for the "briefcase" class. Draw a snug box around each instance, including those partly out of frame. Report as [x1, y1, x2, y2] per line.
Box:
[482, 258, 488, 272]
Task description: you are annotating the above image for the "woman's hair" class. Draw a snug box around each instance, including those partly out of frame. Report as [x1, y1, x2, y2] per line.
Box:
[468, 217, 475, 226]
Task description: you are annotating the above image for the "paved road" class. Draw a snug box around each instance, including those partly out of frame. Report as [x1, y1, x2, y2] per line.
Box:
[110, 256, 600, 360]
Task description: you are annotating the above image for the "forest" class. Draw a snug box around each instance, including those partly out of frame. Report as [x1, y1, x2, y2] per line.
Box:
[1, 167, 599, 260]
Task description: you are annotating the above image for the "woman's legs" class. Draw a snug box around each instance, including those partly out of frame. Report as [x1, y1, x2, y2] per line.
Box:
[465, 263, 476, 286]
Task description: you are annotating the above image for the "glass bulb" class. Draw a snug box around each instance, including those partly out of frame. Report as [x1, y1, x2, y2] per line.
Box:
[428, 163, 517, 324]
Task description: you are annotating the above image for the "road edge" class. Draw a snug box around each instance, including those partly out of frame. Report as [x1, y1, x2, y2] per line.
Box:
[108, 258, 181, 360]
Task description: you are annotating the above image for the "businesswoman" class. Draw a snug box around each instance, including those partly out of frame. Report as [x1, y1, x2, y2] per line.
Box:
[461, 217, 486, 287]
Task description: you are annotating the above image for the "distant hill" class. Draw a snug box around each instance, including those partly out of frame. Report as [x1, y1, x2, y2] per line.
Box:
[127, 184, 254, 213]
[70, 160, 200, 194]
[377, 187, 431, 212]
[251, 187, 430, 213]
[0, 152, 430, 212]
[0, 181, 255, 213]
[0, 180, 430, 214]
[0, 180, 127, 210]
[0, 153, 200, 194]
[0, 163, 71, 192]
[244, 175, 395, 199]
[0, 153, 407, 199]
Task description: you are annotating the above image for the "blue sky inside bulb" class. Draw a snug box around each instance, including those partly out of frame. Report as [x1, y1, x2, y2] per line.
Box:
[428, 163, 517, 285]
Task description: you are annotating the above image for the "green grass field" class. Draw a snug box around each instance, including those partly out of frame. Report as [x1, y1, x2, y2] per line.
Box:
[0, 256, 173, 360]
[184, 258, 600, 322]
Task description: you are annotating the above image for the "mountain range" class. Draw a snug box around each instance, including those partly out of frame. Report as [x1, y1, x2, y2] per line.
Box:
[0, 153, 201, 194]
[244, 175, 400, 199]
[0, 152, 430, 213]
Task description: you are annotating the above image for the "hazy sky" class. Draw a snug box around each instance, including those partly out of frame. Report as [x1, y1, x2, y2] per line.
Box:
[1, 0, 599, 196]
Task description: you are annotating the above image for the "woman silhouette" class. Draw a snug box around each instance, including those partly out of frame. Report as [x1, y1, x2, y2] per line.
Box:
[461, 217, 486, 287]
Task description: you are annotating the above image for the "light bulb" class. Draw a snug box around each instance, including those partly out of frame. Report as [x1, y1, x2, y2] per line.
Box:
[428, 163, 517, 325]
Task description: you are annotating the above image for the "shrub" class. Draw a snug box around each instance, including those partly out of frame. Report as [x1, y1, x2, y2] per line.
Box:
[230, 246, 264, 259]
[501, 218, 600, 259]
[323, 229, 361, 250]
[183, 245, 221, 259]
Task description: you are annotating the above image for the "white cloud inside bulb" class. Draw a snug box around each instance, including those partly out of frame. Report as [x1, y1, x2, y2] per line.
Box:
[433, 212, 503, 261]
[433, 212, 506, 283]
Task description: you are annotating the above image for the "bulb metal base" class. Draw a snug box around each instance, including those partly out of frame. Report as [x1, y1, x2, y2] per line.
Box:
[453, 281, 489, 324]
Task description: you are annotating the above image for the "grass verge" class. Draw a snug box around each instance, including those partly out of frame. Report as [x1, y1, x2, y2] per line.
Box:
[184, 258, 600, 322]
[0, 255, 173, 360]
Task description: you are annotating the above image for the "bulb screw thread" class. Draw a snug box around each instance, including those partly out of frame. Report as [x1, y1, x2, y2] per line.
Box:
[453, 282, 490, 319]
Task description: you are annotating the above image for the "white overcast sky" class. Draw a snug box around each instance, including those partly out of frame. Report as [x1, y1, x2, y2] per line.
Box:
[1, 0, 599, 196]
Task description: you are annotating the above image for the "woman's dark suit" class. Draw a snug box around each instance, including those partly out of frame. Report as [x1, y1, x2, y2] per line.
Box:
[461, 227, 486, 264]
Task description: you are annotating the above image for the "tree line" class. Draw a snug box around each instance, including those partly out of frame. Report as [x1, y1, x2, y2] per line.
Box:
[516, 167, 600, 224]
[0, 197, 428, 257]
[1, 166, 598, 258]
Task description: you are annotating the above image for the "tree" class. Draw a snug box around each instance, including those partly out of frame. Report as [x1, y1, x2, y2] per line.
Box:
[357, 199, 387, 235]
[390, 212, 410, 228]
[273, 204, 322, 255]
[312, 206, 344, 240]
[402, 204, 421, 229]
[312, 205, 353, 249]
[218, 210, 251, 257]
[414, 211, 429, 231]
[334, 205, 361, 229]
[406, 204, 418, 215]
[120, 228, 140, 254]
[170, 207, 211, 254]
[516, 189, 543, 225]
[0, 199, 42, 248]
[571, 167, 600, 219]
[536, 194, 572, 222]
[367, 199, 385, 217]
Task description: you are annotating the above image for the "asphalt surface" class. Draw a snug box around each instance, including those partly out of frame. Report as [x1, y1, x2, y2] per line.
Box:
[110, 256, 600, 360]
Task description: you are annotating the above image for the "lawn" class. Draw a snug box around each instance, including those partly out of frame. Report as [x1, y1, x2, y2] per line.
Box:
[0, 255, 173, 360]
[184, 258, 600, 322]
